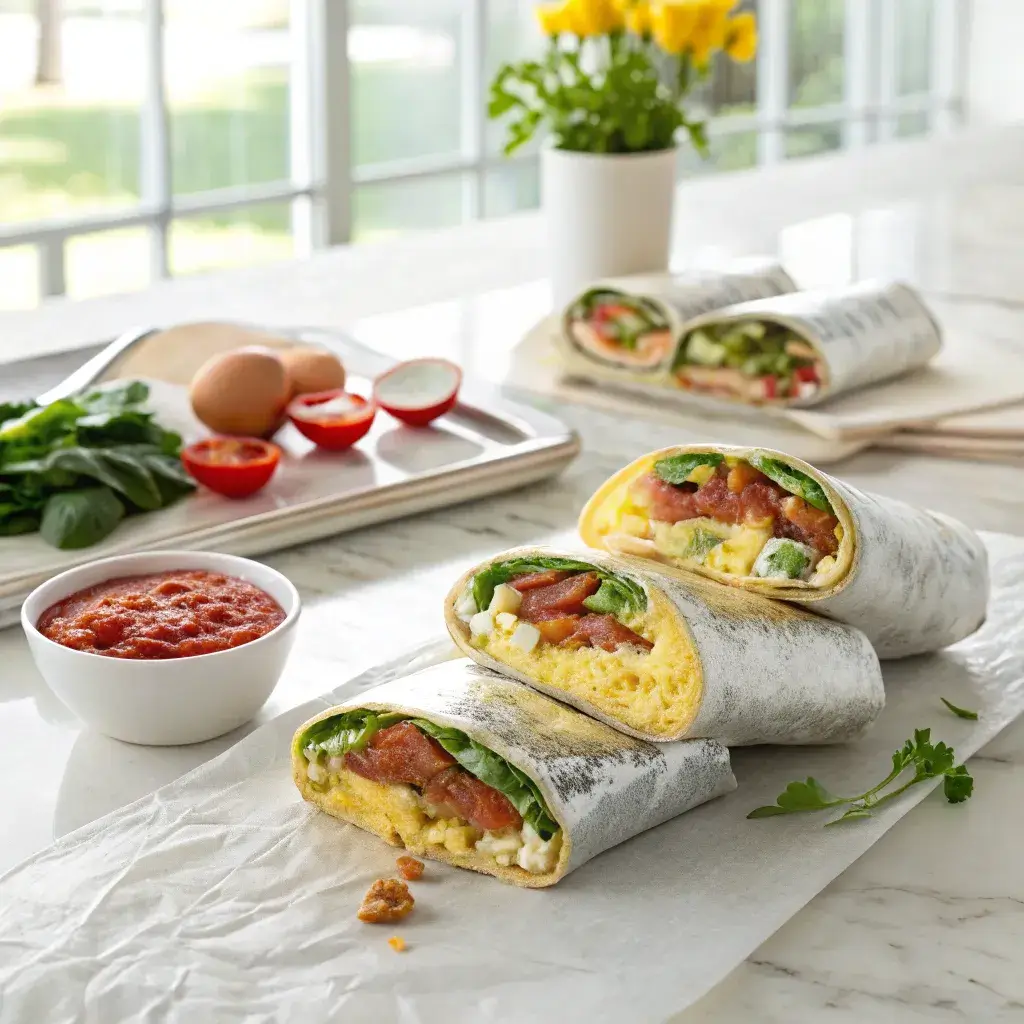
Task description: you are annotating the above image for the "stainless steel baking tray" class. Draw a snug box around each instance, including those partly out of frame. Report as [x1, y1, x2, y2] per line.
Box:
[0, 323, 579, 625]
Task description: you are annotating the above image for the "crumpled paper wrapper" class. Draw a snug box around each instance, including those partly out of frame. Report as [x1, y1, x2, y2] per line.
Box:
[2, 535, 1023, 1024]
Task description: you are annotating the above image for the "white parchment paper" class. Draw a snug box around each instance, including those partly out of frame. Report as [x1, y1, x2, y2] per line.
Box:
[2, 534, 1023, 1024]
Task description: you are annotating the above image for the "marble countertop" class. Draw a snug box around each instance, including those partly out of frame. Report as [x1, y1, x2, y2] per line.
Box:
[3, 126, 1024, 1022]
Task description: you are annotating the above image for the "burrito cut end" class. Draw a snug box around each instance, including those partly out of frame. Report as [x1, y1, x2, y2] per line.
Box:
[579, 447, 855, 597]
[563, 287, 674, 372]
[293, 708, 569, 888]
[445, 551, 704, 741]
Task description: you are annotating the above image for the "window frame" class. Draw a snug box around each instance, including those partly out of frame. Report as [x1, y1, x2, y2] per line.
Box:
[0, 0, 964, 304]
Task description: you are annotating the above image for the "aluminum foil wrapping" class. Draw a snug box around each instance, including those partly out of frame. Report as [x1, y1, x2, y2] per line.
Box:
[578, 445, 989, 659]
[294, 662, 735, 887]
[445, 546, 885, 745]
[675, 280, 943, 407]
[556, 258, 796, 378]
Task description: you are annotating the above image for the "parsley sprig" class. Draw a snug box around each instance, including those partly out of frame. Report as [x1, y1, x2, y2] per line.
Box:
[748, 728, 974, 826]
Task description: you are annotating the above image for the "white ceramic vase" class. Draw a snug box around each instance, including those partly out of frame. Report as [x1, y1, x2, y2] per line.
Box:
[541, 144, 678, 307]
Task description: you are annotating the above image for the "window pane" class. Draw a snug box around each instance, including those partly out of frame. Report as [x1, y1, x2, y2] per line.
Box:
[896, 0, 933, 96]
[169, 202, 293, 276]
[66, 227, 150, 300]
[0, 2, 144, 224]
[709, 0, 757, 117]
[353, 175, 467, 243]
[166, 2, 291, 196]
[0, 246, 39, 310]
[896, 111, 929, 138]
[788, 0, 844, 107]
[485, 161, 539, 218]
[785, 124, 843, 159]
[351, 0, 463, 168]
[485, 0, 545, 156]
[679, 131, 758, 177]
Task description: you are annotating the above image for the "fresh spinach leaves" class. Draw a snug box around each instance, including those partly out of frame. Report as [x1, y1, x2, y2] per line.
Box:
[0, 381, 193, 549]
[299, 710, 561, 841]
[747, 454, 833, 513]
[470, 555, 646, 618]
[653, 452, 723, 485]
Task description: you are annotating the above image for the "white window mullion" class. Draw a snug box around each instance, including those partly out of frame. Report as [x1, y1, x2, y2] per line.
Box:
[290, 0, 321, 254]
[460, 0, 487, 221]
[842, 0, 873, 148]
[141, 0, 170, 278]
[930, 0, 962, 134]
[756, 0, 789, 165]
[876, 0, 898, 142]
[316, 0, 353, 246]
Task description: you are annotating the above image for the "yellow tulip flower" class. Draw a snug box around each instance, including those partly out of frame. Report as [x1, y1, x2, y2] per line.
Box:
[650, 1, 701, 55]
[622, 1, 653, 36]
[689, 0, 734, 66]
[572, 0, 626, 35]
[725, 11, 758, 62]
[536, 2, 570, 35]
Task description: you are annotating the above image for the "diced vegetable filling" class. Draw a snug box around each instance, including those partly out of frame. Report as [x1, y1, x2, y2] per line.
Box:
[619, 453, 842, 581]
[673, 319, 822, 402]
[460, 557, 654, 654]
[301, 713, 562, 874]
[567, 289, 674, 370]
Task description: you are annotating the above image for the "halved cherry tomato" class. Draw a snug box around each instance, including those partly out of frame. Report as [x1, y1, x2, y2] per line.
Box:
[793, 365, 819, 383]
[286, 389, 376, 451]
[759, 375, 778, 400]
[181, 437, 281, 499]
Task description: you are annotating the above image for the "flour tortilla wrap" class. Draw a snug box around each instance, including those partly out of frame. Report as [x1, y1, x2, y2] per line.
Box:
[671, 280, 941, 407]
[293, 661, 735, 888]
[579, 444, 989, 659]
[444, 545, 883, 745]
[558, 258, 795, 377]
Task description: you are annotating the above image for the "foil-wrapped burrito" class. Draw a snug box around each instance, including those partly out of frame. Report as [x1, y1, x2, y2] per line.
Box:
[579, 445, 989, 659]
[444, 546, 884, 745]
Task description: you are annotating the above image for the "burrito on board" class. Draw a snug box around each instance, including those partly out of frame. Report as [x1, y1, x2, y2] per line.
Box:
[558, 259, 794, 376]
[669, 281, 941, 407]
[578, 444, 989, 659]
[444, 546, 884, 745]
[293, 661, 735, 888]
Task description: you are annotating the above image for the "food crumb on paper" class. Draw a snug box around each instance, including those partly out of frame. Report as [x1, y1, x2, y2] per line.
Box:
[357, 878, 415, 923]
[388, 936, 407, 953]
[396, 856, 424, 881]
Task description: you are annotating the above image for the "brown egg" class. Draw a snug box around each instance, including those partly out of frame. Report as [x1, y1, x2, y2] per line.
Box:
[189, 347, 290, 438]
[279, 346, 346, 398]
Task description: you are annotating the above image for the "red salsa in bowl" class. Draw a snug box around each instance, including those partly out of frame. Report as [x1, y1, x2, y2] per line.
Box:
[36, 569, 286, 659]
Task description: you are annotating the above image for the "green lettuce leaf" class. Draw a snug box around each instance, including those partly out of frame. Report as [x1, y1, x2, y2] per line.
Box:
[298, 711, 561, 840]
[299, 709, 405, 759]
[470, 556, 646, 619]
[747, 454, 833, 513]
[653, 452, 724, 485]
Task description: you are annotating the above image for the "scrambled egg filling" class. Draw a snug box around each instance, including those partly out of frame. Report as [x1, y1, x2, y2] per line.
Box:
[594, 455, 848, 587]
[307, 760, 562, 876]
[473, 589, 701, 739]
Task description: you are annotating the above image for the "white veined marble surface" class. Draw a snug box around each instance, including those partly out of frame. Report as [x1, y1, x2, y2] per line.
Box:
[2, 126, 1024, 1022]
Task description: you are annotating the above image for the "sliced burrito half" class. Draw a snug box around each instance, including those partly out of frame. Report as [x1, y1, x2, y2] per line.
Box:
[578, 444, 989, 658]
[293, 661, 735, 888]
[669, 281, 941, 407]
[444, 546, 883, 745]
[559, 261, 795, 376]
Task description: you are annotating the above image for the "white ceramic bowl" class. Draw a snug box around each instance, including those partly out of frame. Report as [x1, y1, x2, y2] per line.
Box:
[21, 550, 301, 746]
